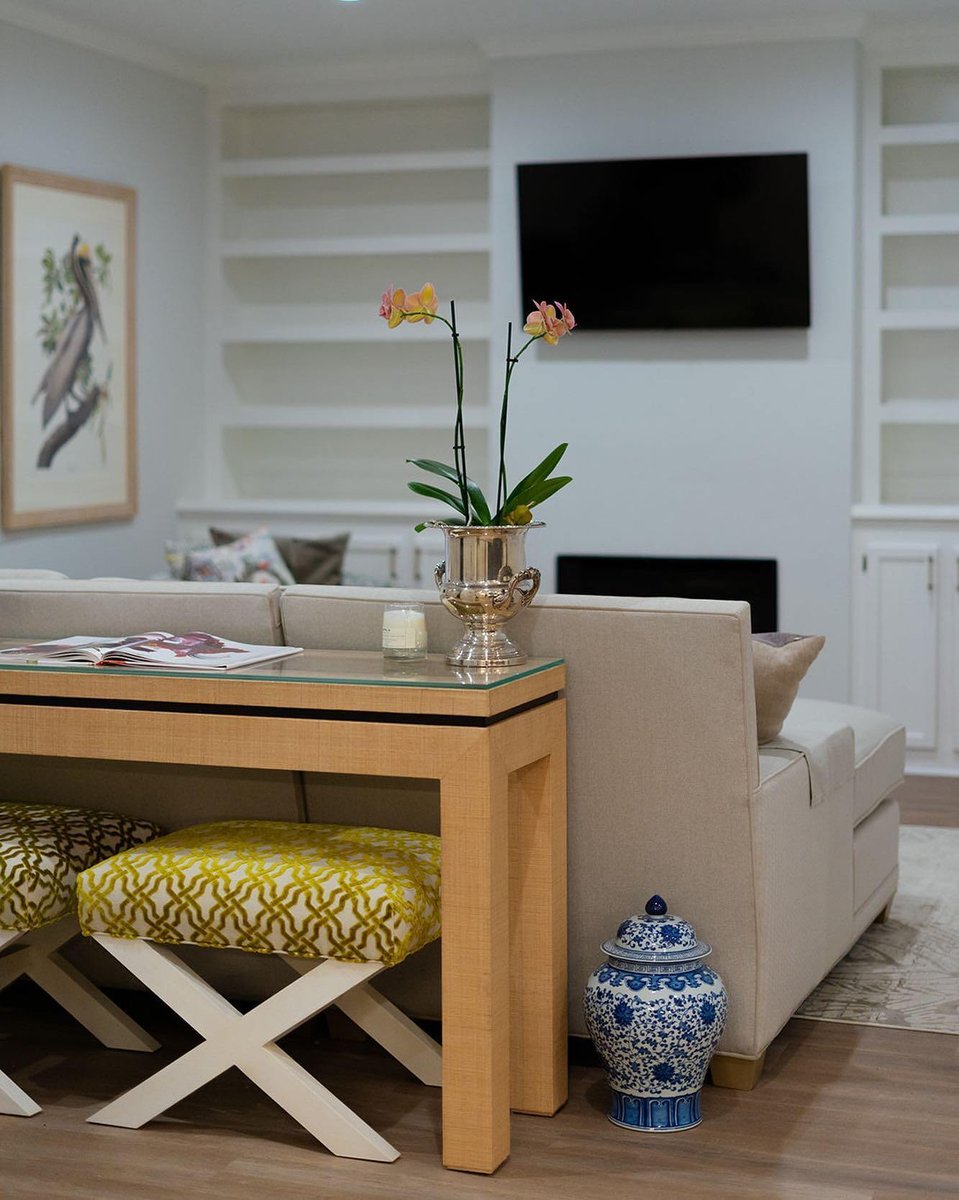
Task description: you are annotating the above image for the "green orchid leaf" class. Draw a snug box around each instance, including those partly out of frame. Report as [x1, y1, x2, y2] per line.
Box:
[407, 458, 460, 484]
[407, 457, 491, 524]
[407, 481, 467, 515]
[467, 484, 492, 525]
[501, 443, 568, 514]
[524, 475, 573, 508]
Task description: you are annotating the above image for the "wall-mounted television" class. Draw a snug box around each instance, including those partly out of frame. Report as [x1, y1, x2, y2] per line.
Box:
[517, 152, 810, 331]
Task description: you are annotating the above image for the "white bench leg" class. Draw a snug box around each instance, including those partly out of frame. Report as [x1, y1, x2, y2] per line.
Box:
[0, 920, 157, 1053]
[0, 1069, 41, 1118]
[285, 956, 442, 1087]
[89, 936, 400, 1161]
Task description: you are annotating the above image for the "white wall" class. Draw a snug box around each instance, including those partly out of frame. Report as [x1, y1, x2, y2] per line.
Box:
[491, 39, 859, 700]
[0, 20, 205, 578]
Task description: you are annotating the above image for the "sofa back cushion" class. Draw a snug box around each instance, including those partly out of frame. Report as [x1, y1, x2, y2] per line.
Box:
[0, 580, 283, 645]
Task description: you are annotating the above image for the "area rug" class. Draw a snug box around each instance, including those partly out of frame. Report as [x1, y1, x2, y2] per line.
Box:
[796, 825, 959, 1035]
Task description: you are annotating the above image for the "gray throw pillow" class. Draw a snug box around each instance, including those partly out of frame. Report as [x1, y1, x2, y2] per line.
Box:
[752, 632, 826, 744]
[209, 527, 349, 586]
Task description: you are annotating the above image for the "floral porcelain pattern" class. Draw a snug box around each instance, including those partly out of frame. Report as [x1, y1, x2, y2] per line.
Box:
[584, 895, 728, 1131]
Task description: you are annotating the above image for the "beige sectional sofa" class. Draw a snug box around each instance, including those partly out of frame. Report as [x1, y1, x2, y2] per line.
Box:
[0, 577, 905, 1085]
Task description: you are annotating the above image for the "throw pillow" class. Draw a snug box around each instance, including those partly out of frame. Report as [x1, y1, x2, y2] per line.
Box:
[185, 528, 295, 586]
[164, 538, 211, 581]
[210, 527, 349, 586]
[752, 632, 826, 744]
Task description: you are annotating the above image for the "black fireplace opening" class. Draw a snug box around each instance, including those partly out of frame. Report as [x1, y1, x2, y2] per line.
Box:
[556, 555, 778, 633]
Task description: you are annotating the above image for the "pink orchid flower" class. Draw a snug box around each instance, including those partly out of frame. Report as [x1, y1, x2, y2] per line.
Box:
[378, 285, 408, 328]
[556, 302, 576, 334]
[404, 281, 438, 324]
[524, 300, 563, 345]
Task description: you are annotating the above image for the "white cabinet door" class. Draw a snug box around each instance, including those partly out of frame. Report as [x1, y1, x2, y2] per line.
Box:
[857, 541, 940, 749]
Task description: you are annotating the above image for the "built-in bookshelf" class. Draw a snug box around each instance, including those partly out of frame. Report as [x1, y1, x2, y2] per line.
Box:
[860, 60, 959, 508]
[854, 50, 959, 775]
[180, 93, 492, 584]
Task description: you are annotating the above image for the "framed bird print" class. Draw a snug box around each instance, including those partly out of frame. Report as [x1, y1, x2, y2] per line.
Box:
[1, 166, 136, 529]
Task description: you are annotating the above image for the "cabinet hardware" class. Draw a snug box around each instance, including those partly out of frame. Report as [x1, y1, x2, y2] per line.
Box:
[861, 554, 868, 573]
[389, 547, 398, 584]
[928, 555, 935, 592]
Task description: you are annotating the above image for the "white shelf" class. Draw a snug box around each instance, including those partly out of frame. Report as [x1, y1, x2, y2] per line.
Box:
[878, 310, 959, 330]
[880, 122, 959, 145]
[221, 321, 490, 345]
[880, 400, 959, 423]
[221, 150, 490, 178]
[220, 405, 488, 431]
[220, 232, 490, 259]
[853, 504, 959, 522]
[178, 498, 437, 520]
[880, 214, 959, 235]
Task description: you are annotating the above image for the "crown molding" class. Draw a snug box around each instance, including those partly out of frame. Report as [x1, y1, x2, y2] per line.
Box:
[479, 14, 867, 59]
[0, 0, 206, 84]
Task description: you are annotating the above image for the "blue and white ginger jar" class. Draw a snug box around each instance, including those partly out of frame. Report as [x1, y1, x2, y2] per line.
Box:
[584, 894, 728, 1132]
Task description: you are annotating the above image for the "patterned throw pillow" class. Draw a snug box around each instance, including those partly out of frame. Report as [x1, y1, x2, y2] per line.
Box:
[163, 537, 211, 580]
[210, 528, 350, 586]
[184, 527, 294, 586]
[0, 803, 163, 932]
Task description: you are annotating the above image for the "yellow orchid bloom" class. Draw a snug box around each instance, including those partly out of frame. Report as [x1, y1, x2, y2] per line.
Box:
[404, 281, 438, 324]
[504, 504, 533, 526]
[387, 287, 407, 328]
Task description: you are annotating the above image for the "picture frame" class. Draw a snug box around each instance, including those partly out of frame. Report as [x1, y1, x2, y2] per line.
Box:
[1, 165, 137, 530]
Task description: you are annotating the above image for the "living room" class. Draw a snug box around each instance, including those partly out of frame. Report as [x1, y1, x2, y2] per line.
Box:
[0, 2, 956, 1197]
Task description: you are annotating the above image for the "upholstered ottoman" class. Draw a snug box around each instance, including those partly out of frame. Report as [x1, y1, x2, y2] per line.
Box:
[0, 803, 163, 1116]
[78, 820, 443, 1161]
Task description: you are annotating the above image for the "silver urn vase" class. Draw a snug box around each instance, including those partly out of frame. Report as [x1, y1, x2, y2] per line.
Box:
[430, 522, 542, 668]
[584, 895, 728, 1132]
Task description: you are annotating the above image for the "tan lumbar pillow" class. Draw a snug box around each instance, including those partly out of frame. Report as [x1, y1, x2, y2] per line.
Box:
[752, 633, 826, 744]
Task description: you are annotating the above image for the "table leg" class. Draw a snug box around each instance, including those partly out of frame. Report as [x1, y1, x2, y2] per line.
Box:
[508, 701, 568, 1115]
[439, 732, 511, 1174]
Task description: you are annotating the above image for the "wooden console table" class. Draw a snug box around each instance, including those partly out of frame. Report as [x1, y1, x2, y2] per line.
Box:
[0, 649, 567, 1174]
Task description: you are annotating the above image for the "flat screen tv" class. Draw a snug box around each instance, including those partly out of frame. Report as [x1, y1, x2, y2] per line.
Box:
[517, 153, 810, 330]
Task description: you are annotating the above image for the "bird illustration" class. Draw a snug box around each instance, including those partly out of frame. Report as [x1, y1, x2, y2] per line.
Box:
[33, 235, 105, 428]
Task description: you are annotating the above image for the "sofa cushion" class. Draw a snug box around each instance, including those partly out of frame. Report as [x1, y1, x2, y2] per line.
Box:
[0, 580, 284, 646]
[788, 699, 906, 825]
[759, 722, 854, 806]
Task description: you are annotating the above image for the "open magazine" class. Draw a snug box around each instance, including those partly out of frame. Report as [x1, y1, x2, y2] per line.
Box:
[0, 632, 303, 671]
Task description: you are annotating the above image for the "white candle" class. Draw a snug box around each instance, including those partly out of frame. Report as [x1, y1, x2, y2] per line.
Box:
[382, 605, 428, 659]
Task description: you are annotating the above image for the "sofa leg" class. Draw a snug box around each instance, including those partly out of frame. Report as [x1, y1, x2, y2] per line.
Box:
[873, 895, 896, 925]
[709, 1051, 766, 1091]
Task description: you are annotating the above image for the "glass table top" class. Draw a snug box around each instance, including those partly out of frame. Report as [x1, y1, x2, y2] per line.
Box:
[0, 645, 564, 691]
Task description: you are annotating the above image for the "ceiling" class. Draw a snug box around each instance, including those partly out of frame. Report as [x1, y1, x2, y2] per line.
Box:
[6, 0, 959, 70]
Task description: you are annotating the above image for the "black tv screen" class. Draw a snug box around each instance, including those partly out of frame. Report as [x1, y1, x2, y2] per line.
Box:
[517, 153, 810, 330]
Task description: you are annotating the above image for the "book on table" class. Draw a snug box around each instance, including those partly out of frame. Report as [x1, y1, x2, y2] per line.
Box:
[0, 632, 303, 671]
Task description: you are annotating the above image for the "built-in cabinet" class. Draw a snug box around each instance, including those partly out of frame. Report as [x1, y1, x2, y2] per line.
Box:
[178, 90, 493, 585]
[854, 48, 959, 772]
[852, 522, 959, 770]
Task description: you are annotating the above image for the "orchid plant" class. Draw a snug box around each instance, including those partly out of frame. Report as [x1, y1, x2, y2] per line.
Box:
[379, 283, 575, 530]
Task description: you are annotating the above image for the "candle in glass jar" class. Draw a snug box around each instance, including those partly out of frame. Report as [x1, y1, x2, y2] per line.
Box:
[382, 603, 428, 660]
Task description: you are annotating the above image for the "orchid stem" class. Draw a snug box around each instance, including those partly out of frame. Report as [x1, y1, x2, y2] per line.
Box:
[449, 300, 470, 522]
[497, 322, 514, 518]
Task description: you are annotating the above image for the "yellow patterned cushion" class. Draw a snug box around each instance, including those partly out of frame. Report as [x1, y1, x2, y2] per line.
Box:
[0, 803, 163, 933]
[77, 821, 441, 966]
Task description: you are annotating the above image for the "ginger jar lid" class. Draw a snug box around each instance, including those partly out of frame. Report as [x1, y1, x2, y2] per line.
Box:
[601, 895, 712, 964]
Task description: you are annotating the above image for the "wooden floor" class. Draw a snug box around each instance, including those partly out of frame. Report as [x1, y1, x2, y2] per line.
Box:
[1, 776, 956, 1200]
